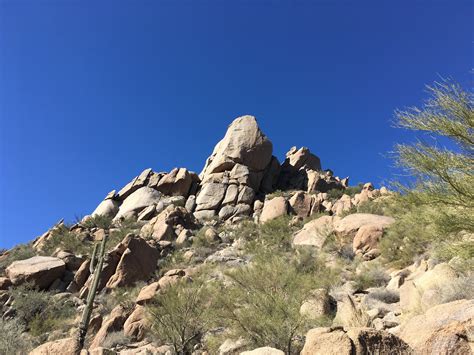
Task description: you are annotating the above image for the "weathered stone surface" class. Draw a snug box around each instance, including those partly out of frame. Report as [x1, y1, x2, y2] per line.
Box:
[116, 168, 153, 201]
[123, 305, 150, 341]
[300, 289, 333, 320]
[334, 213, 395, 239]
[332, 194, 353, 216]
[333, 295, 370, 327]
[293, 215, 337, 249]
[222, 184, 239, 205]
[136, 281, 160, 305]
[345, 328, 412, 354]
[240, 347, 284, 355]
[185, 194, 196, 212]
[106, 236, 159, 289]
[141, 205, 198, 240]
[6, 256, 65, 289]
[260, 197, 288, 223]
[218, 338, 248, 355]
[137, 205, 156, 222]
[301, 328, 353, 355]
[90, 305, 131, 349]
[352, 224, 384, 258]
[155, 168, 195, 197]
[399, 263, 458, 313]
[289, 191, 313, 217]
[238, 185, 255, 205]
[195, 182, 227, 211]
[193, 209, 217, 221]
[29, 337, 77, 355]
[219, 205, 236, 220]
[200, 115, 273, 180]
[92, 198, 120, 219]
[397, 299, 474, 353]
[284, 146, 321, 172]
[115, 187, 162, 220]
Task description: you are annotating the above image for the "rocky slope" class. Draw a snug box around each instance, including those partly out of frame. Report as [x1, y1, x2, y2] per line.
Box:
[0, 115, 472, 355]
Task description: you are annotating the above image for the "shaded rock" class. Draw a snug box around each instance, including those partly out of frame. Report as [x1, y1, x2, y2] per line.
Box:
[123, 305, 150, 341]
[137, 205, 156, 222]
[0, 277, 12, 290]
[238, 186, 255, 205]
[260, 197, 288, 223]
[90, 305, 131, 349]
[106, 236, 159, 289]
[155, 168, 195, 197]
[6, 256, 65, 289]
[67, 259, 91, 293]
[345, 327, 411, 354]
[260, 156, 281, 193]
[289, 191, 313, 217]
[193, 209, 217, 221]
[222, 184, 239, 205]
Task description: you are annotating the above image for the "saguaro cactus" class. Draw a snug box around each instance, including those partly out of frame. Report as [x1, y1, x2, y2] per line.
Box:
[75, 233, 108, 352]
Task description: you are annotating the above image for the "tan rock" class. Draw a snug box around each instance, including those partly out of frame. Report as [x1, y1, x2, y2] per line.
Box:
[397, 299, 474, 353]
[333, 295, 370, 328]
[301, 328, 353, 355]
[334, 213, 395, 239]
[92, 198, 119, 219]
[195, 182, 227, 211]
[300, 289, 333, 319]
[293, 215, 337, 249]
[29, 337, 77, 354]
[67, 259, 91, 293]
[136, 281, 160, 305]
[240, 347, 284, 355]
[260, 197, 288, 223]
[123, 305, 150, 341]
[90, 305, 130, 349]
[222, 184, 239, 205]
[200, 115, 273, 179]
[237, 186, 255, 205]
[6, 256, 65, 289]
[345, 328, 411, 354]
[283, 146, 321, 172]
[115, 187, 162, 220]
[116, 168, 153, 201]
[352, 224, 384, 258]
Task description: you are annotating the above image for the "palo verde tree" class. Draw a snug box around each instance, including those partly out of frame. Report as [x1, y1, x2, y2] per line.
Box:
[394, 78, 474, 234]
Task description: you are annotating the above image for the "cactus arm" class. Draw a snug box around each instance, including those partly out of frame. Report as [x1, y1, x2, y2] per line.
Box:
[89, 243, 98, 274]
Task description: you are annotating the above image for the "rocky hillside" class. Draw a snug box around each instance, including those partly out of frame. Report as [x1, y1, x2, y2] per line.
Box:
[0, 115, 472, 355]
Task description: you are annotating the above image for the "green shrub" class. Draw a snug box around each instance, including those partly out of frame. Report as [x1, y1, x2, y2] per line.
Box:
[352, 261, 390, 290]
[0, 318, 32, 354]
[81, 215, 113, 230]
[40, 225, 92, 256]
[149, 277, 215, 354]
[216, 256, 317, 354]
[10, 284, 75, 337]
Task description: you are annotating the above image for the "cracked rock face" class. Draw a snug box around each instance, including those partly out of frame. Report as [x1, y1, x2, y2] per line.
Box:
[200, 115, 273, 186]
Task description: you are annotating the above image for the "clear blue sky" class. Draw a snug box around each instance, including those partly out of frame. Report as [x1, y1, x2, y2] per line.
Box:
[0, 0, 472, 249]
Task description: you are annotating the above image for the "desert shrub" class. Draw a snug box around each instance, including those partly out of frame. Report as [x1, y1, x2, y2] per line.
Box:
[40, 225, 92, 256]
[10, 284, 75, 337]
[352, 261, 390, 290]
[393, 79, 473, 235]
[431, 237, 474, 273]
[149, 277, 215, 354]
[0, 243, 36, 273]
[327, 185, 363, 202]
[81, 214, 113, 230]
[322, 231, 355, 261]
[108, 217, 141, 246]
[326, 188, 345, 201]
[380, 203, 439, 267]
[243, 216, 295, 256]
[192, 228, 220, 249]
[266, 190, 292, 199]
[292, 249, 341, 290]
[434, 272, 474, 304]
[216, 256, 317, 354]
[0, 318, 32, 354]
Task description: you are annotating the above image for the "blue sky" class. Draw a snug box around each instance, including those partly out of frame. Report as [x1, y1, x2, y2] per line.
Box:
[0, 0, 472, 248]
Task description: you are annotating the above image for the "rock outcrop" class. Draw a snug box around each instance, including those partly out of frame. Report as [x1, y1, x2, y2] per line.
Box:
[6, 256, 65, 289]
